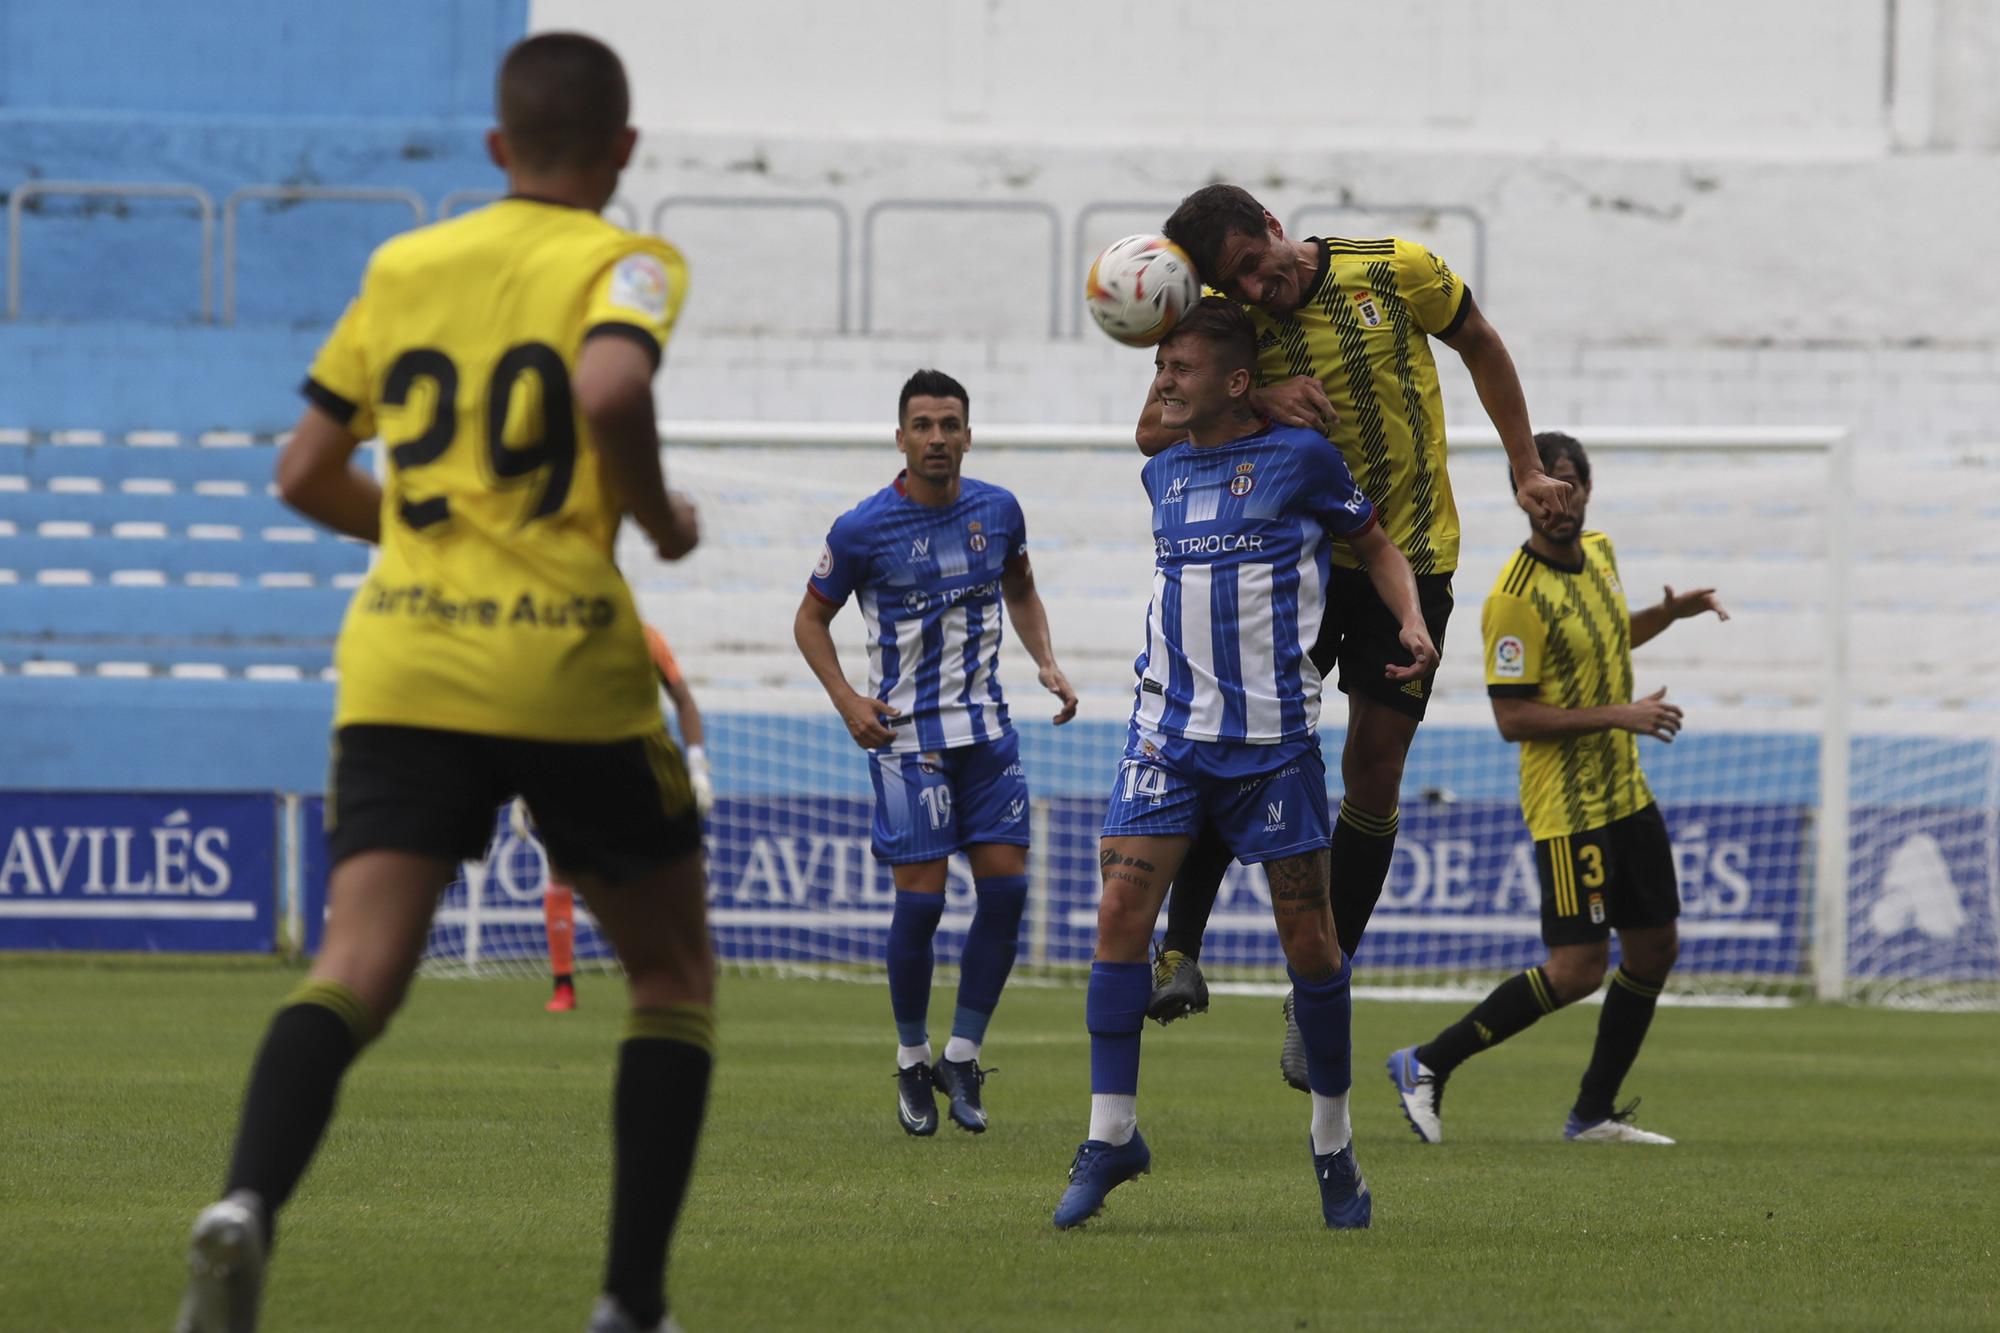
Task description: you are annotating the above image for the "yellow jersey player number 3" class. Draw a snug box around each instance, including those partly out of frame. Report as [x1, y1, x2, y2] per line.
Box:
[178, 33, 715, 1333]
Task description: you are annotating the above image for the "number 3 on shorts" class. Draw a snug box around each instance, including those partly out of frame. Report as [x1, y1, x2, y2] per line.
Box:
[1577, 843, 1606, 888]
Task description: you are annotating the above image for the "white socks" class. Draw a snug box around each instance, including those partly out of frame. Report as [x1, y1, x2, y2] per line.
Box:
[943, 1036, 979, 1064]
[1089, 1093, 1138, 1146]
[897, 1042, 932, 1070]
[1311, 1091, 1352, 1156]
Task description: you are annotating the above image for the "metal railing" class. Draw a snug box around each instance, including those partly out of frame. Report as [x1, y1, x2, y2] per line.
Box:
[653, 196, 854, 333]
[10, 181, 1495, 337]
[221, 186, 428, 324]
[6, 182, 216, 321]
[860, 198, 1063, 337]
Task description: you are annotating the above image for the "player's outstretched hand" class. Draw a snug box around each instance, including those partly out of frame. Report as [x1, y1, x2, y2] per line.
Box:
[1040, 664, 1079, 725]
[1618, 687, 1684, 741]
[1515, 470, 1573, 524]
[1248, 376, 1338, 434]
[838, 690, 902, 749]
[1383, 623, 1439, 682]
[1663, 584, 1729, 623]
[654, 491, 701, 561]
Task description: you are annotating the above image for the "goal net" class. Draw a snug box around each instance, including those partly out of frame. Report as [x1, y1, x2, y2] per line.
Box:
[413, 427, 2000, 1008]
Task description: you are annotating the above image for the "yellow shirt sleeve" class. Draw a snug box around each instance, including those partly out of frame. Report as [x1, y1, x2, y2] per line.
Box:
[582, 240, 690, 366]
[1483, 591, 1545, 693]
[302, 296, 376, 439]
[1390, 239, 1469, 338]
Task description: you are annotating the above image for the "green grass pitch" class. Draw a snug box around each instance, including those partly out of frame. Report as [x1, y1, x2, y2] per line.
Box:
[3, 959, 1997, 1331]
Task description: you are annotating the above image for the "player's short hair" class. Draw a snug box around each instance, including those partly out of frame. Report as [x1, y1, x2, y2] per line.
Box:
[497, 32, 630, 172]
[1160, 295, 1258, 378]
[1163, 184, 1272, 283]
[898, 369, 969, 425]
[1515, 430, 1592, 491]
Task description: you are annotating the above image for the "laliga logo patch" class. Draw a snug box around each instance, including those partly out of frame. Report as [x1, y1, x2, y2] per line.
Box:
[608, 253, 670, 319]
[814, 542, 834, 579]
[1352, 290, 1383, 327]
[1494, 635, 1526, 678]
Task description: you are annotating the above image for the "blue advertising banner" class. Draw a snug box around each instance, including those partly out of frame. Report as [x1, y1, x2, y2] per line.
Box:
[1847, 805, 2000, 981]
[0, 791, 279, 952]
[698, 796, 1810, 975]
[294, 794, 1811, 977]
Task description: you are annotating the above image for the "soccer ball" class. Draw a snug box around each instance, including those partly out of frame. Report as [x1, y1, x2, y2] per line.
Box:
[1084, 234, 1201, 347]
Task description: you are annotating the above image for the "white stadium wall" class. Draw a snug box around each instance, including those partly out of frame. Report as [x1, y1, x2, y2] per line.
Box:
[530, 0, 2000, 453]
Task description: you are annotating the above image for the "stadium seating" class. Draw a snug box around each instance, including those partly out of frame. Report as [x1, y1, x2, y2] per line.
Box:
[0, 434, 359, 680]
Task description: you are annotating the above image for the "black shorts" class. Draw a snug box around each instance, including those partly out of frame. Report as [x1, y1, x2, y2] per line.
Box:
[1537, 803, 1681, 947]
[1310, 567, 1455, 720]
[325, 723, 703, 885]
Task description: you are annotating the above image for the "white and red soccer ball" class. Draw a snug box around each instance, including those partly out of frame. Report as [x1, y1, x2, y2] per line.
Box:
[1084, 233, 1201, 347]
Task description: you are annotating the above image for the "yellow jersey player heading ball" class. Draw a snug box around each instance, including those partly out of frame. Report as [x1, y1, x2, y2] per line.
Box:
[177, 33, 712, 1333]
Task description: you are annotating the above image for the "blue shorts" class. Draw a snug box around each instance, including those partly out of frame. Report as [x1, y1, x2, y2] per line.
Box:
[1100, 725, 1329, 865]
[869, 730, 1030, 865]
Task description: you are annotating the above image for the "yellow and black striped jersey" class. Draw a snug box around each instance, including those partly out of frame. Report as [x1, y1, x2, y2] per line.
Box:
[1237, 237, 1468, 576]
[1482, 533, 1654, 840]
[304, 197, 689, 742]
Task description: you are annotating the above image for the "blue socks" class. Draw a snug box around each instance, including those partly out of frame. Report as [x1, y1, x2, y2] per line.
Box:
[887, 890, 944, 1048]
[1086, 961, 1150, 1095]
[952, 875, 1027, 1045]
[1288, 959, 1354, 1096]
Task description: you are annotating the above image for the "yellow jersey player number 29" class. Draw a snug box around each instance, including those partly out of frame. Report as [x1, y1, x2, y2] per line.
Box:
[177, 33, 715, 1333]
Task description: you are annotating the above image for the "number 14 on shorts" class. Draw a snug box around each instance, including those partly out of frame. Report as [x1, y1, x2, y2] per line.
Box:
[1121, 761, 1169, 804]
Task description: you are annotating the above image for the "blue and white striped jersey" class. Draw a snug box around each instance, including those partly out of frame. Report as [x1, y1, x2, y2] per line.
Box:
[1132, 424, 1377, 744]
[809, 473, 1028, 754]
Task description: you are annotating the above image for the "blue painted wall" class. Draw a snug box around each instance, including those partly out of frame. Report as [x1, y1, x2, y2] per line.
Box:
[1, 0, 527, 329]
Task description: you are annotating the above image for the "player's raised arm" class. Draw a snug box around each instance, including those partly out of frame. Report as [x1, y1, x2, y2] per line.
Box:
[275, 402, 382, 543]
[1438, 291, 1570, 525]
[1000, 554, 1078, 724]
[1246, 376, 1337, 435]
[1629, 584, 1731, 649]
[574, 333, 698, 560]
[792, 590, 901, 749]
[1347, 523, 1438, 681]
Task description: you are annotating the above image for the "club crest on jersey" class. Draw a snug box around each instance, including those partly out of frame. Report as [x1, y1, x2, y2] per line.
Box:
[919, 752, 942, 774]
[1494, 635, 1526, 678]
[1588, 893, 1606, 925]
[967, 519, 987, 553]
[1352, 290, 1383, 327]
[1229, 474, 1255, 497]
